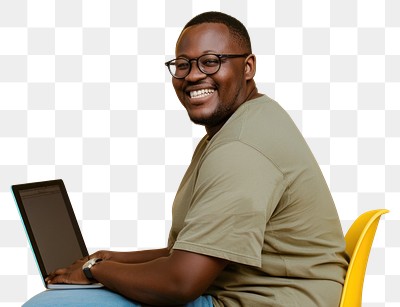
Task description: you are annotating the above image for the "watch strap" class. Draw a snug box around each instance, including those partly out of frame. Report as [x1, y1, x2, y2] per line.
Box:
[82, 258, 102, 281]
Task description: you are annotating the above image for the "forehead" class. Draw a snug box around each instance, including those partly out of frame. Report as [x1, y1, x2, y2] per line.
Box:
[175, 23, 235, 56]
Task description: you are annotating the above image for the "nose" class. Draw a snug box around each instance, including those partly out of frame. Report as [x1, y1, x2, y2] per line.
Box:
[185, 59, 207, 82]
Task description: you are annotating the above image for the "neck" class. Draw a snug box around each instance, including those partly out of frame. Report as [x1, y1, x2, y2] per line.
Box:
[205, 83, 262, 139]
[245, 83, 261, 101]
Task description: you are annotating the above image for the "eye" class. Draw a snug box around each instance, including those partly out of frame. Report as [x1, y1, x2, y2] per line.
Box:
[200, 56, 220, 67]
[174, 60, 190, 71]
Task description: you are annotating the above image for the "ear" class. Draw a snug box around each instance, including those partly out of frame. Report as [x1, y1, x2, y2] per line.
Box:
[244, 54, 256, 81]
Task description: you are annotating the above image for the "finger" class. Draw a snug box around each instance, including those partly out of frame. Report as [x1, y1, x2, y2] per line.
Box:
[47, 274, 66, 284]
[45, 271, 58, 283]
[46, 270, 64, 284]
[54, 267, 68, 275]
[70, 259, 84, 267]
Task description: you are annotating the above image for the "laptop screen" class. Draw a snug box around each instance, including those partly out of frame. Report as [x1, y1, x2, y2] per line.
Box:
[13, 180, 88, 277]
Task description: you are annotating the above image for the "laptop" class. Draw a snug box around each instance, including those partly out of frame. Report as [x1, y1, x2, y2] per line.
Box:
[12, 179, 103, 289]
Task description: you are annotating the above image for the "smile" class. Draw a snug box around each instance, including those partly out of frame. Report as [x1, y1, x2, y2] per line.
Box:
[189, 89, 215, 99]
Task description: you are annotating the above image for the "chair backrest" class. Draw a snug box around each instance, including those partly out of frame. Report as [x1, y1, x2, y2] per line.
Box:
[339, 209, 389, 307]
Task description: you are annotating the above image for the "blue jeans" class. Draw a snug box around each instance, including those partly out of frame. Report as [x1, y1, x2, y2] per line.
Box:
[23, 288, 213, 307]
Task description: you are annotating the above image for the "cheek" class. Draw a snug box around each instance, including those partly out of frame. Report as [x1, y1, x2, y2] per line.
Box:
[215, 73, 241, 94]
[172, 78, 179, 91]
[216, 66, 243, 86]
[172, 79, 184, 97]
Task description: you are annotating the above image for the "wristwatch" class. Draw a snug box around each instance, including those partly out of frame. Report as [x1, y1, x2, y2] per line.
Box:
[82, 258, 102, 281]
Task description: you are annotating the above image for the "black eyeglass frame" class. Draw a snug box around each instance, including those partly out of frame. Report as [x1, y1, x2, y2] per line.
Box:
[165, 53, 250, 79]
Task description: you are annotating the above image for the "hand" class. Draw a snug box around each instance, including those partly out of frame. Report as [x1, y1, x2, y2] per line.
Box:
[46, 258, 91, 285]
[89, 250, 114, 261]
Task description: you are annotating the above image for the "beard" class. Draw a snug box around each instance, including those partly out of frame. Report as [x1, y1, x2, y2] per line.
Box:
[187, 87, 242, 128]
[188, 101, 234, 127]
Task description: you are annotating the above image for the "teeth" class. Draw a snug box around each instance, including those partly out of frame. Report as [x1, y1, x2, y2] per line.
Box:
[190, 89, 215, 99]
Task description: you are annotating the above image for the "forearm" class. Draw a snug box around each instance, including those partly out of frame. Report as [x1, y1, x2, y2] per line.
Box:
[91, 256, 196, 305]
[92, 247, 171, 264]
[48, 249, 227, 306]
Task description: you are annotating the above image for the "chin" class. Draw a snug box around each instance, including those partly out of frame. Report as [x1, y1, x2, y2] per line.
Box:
[186, 106, 213, 122]
[185, 101, 230, 127]
[189, 111, 227, 128]
[188, 114, 210, 126]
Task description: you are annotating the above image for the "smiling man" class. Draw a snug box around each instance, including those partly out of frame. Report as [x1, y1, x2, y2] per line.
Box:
[167, 19, 260, 137]
[25, 11, 348, 307]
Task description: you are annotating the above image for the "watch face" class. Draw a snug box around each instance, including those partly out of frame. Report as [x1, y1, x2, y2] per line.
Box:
[84, 258, 99, 268]
[87, 258, 96, 267]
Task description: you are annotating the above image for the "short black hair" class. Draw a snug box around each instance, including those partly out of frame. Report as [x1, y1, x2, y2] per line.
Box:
[181, 11, 252, 53]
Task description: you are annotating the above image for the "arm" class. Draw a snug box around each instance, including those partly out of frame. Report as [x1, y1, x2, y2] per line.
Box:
[91, 247, 171, 264]
[48, 249, 228, 306]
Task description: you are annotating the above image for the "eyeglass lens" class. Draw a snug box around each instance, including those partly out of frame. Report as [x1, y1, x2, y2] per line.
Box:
[169, 54, 221, 78]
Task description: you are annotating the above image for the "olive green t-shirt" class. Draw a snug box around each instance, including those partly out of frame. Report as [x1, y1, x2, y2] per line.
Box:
[168, 95, 348, 307]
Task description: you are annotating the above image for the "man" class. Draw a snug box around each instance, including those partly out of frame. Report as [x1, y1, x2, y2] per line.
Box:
[27, 11, 348, 307]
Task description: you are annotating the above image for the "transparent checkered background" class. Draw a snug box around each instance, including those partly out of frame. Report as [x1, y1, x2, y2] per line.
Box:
[0, 0, 399, 305]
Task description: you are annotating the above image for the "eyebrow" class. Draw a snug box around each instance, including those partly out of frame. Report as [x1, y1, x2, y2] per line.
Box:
[176, 50, 219, 58]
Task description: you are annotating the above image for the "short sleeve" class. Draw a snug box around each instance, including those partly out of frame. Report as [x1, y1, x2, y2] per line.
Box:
[172, 141, 286, 267]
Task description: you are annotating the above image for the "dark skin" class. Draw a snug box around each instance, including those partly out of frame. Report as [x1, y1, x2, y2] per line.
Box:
[47, 248, 227, 305]
[172, 23, 261, 138]
[47, 22, 260, 306]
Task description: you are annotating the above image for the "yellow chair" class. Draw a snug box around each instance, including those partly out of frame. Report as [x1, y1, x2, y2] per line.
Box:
[339, 209, 389, 307]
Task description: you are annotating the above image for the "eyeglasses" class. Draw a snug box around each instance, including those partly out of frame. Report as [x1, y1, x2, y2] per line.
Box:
[165, 53, 249, 79]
